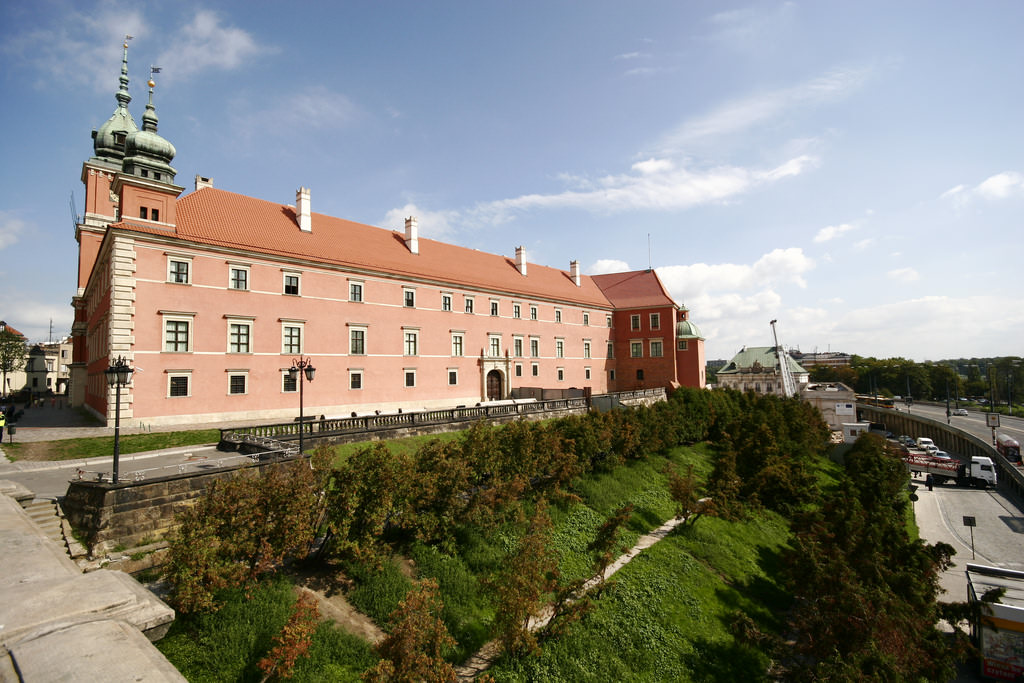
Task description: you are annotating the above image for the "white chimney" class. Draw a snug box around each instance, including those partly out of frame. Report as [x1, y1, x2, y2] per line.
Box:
[570, 260, 581, 286]
[194, 175, 214, 191]
[515, 246, 527, 276]
[404, 216, 419, 254]
[296, 187, 311, 232]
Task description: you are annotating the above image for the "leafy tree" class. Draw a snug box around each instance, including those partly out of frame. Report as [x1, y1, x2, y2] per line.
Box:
[258, 590, 320, 681]
[363, 579, 456, 683]
[0, 327, 26, 396]
[487, 500, 559, 656]
[587, 503, 634, 583]
[167, 459, 324, 613]
[663, 463, 706, 525]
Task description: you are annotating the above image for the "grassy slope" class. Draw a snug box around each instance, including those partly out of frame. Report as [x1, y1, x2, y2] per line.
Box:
[158, 437, 840, 682]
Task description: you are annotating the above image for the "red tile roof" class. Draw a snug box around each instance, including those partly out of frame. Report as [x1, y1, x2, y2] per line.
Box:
[113, 187, 616, 308]
[0, 321, 25, 338]
[590, 269, 676, 309]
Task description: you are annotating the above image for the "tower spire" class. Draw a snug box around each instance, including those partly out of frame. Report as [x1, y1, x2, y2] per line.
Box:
[91, 37, 138, 161]
[116, 36, 133, 110]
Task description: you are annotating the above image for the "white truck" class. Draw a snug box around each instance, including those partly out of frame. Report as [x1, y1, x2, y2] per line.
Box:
[904, 453, 998, 488]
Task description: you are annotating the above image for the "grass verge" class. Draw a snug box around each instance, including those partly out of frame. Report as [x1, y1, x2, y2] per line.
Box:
[3, 429, 220, 461]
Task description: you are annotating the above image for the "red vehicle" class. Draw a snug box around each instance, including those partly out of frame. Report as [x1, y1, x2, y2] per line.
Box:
[996, 434, 1021, 462]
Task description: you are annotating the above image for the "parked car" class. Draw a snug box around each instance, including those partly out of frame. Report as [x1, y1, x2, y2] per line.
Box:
[953, 408, 969, 416]
[898, 435, 916, 448]
[932, 450, 953, 460]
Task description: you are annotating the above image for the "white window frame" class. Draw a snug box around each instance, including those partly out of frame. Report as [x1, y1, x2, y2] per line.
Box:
[451, 332, 465, 357]
[226, 317, 254, 354]
[167, 371, 192, 397]
[349, 280, 364, 302]
[513, 336, 524, 357]
[583, 340, 591, 359]
[404, 368, 417, 388]
[167, 255, 192, 284]
[530, 337, 540, 358]
[283, 271, 301, 296]
[489, 334, 501, 357]
[349, 369, 363, 390]
[650, 313, 661, 330]
[403, 328, 419, 356]
[607, 341, 614, 359]
[513, 303, 521, 319]
[442, 293, 453, 312]
[583, 312, 590, 326]
[515, 363, 523, 377]
[349, 325, 367, 356]
[630, 340, 643, 358]
[530, 305, 538, 320]
[678, 339, 688, 351]
[585, 366, 591, 380]
[557, 367, 564, 381]
[161, 311, 195, 353]
[403, 287, 416, 308]
[490, 299, 499, 316]
[464, 296, 475, 314]
[650, 339, 664, 358]
[281, 321, 304, 355]
[228, 263, 250, 291]
[607, 314, 613, 328]
[448, 368, 458, 386]
[283, 372, 298, 393]
[531, 362, 539, 377]
[630, 314, 641, 330]
[227, 370, 249, 396]
[554, 308, 562, 323]
[555, 338, 564, 358]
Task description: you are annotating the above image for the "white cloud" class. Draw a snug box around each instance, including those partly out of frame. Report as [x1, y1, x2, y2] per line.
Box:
[232, 85, 358, 140]
[853, 238, 875, 250]
[0, 212, 26, 250]
[976, 172, 1024, 200]
[474, 155, 815, 221]
[632, 158, 674, 175]
[382, 204, 459, 241]
[813, 222, 855, 243]
[656, 247, 813, 304]
[657, 65, 871, 153]
[587, 259, 631, 275]
[156, 10, 267, 82]
[887, 267, 919, 283]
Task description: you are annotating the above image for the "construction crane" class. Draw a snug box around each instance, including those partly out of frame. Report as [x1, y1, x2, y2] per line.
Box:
[770, 319, 798, 397]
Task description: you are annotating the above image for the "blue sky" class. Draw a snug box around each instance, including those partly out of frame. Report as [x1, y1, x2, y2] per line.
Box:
[2, 1, 1022, 362]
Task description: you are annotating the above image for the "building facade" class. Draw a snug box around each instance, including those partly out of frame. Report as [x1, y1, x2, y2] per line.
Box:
[716, 346, 809, 397]
[70, 47, 705, 427]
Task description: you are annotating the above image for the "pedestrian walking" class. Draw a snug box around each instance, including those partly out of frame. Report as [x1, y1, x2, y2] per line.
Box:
[0, 411, 6, 441]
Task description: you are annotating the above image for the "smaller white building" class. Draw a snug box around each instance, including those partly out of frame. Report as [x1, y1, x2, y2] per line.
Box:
[801, 382, 856, 431]
[716, 346, 810, 396]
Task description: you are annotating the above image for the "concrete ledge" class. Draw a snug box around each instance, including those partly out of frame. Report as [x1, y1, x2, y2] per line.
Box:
[0, 480, 33, 507]
[6, 619, 186, 682]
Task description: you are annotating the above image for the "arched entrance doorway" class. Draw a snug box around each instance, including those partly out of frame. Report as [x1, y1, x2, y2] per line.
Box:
[486, 370, 503, 400]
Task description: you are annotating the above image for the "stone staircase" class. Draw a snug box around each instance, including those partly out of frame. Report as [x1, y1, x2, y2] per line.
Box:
[23, 498, 67, 551]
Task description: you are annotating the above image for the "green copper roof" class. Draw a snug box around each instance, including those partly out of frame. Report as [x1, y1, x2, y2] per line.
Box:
[122, 78, 177, 180]
[717, 346, 807, 375]
[675, 318, 703, 339]
[92, 41, 138, 161]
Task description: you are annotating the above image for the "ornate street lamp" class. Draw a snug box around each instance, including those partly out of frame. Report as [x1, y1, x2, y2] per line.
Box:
[104, 356, 134, 484]
[288, 357, 316, 454]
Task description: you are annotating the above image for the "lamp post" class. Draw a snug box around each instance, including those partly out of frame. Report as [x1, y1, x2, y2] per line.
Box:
[104, 356, 134, 484]
[288, 356, 316, 454]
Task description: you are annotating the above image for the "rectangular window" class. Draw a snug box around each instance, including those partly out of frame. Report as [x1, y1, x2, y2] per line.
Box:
[282, 325, 302, 354]
[229, 322, 251, 353]
[513, 303, 521, 319]
[448, 369, 458, 386]
[650, 340, 663, 357]
[284, 273, 300, 296]
[637, 369, 645, 381]
[531, 363, 539, 377]
[404, 288, 416, 308]
[514, 337, 523, 357]
[630, 314, 640, 330]
[678, 340, 688, 351]
[451, 333, 464, 357]
[489, 336, 501, 357]
[583, 341, 591, 359]
[515, 363, 523, 377]
[283, 373, 297, 393]
[607, 341, 614, 359]
[405, 370, 416, 388]
[650, 313, 661, 330]
[349, 370, 363, 390]
[557, 367, 564, 381]
[151, 208, 159, 222]
[555, 339, 564, 358]
[350, 328, 366, 355]
[530, 305, 538, 320]
[583, 312, 590, 326]
[490, 300, 499, 316]
[630, 341, 642, 358]
[610, 369, 616, 381]
[168, 259, 190, 284]
[349, 282, 363, 302]
[465, 297, 474, 314]
[228, 374, 247, 395]
[404, 330, 418, 356]
[442, 294, 452, 311]
[555, 308, 562, 323]
[140, 207, 148, 219]
[607, 314, 613, 328]
[164, 319, 190, 352]
[229, 266, 249, 290]
[168, 374, 190, 397]
[585, 367, 591, 380]
[530, 338, 539, 357]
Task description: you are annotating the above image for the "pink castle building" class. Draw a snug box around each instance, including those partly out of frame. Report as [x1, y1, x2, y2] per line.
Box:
[70, 45, 705, 427]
